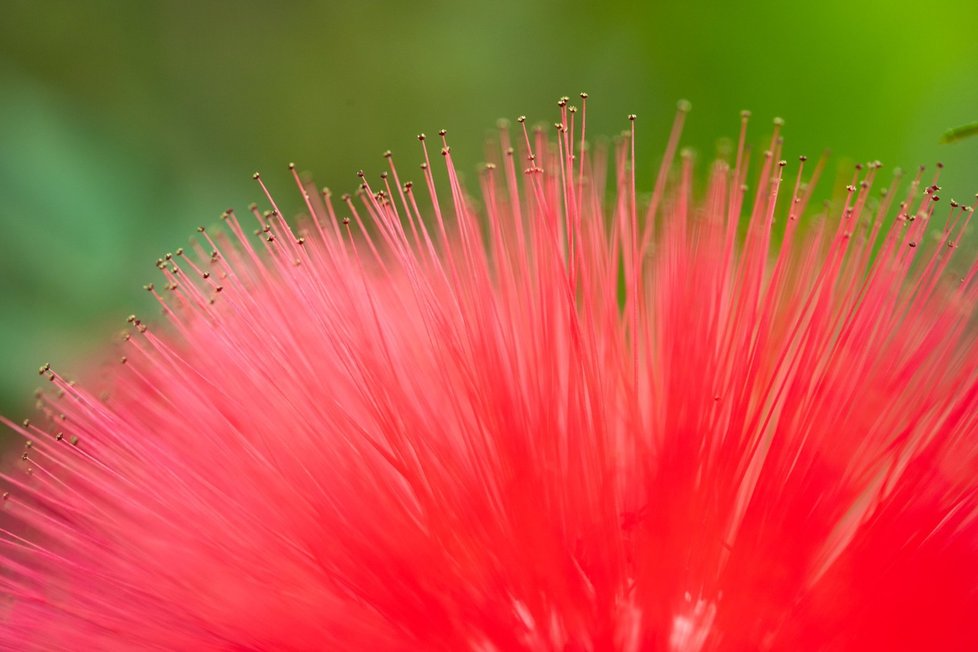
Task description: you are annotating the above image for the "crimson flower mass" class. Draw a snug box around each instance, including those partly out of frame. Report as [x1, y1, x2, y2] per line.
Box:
[2, 98, 977, 650]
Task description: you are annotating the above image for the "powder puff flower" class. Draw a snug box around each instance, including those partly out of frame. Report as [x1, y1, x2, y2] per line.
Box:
[2, 98, 978, 650]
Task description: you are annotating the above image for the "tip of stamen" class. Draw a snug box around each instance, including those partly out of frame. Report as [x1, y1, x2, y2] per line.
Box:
[677, 99, 691, 113]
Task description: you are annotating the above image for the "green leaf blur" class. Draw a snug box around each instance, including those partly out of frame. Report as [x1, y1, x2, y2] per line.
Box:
[1, 0, 977, 419]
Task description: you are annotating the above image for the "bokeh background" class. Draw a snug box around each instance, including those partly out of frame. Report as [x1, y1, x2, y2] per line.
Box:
[1, 0, 977, 420]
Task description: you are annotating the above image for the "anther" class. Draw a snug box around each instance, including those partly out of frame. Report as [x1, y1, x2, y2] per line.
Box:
[677, 99, 691, 113]
[438, 129, 447, 136]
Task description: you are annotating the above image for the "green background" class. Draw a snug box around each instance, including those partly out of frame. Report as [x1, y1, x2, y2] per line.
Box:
[1, 0, 977, 419]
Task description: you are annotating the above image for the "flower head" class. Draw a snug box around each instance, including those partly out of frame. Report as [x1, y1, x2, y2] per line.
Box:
[2, 99, 978, 650]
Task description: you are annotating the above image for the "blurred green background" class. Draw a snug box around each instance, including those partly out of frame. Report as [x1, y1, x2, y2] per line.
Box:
[1, 0, 977, 419]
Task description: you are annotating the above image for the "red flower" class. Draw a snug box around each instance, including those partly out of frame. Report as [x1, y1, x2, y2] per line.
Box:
[2, 99, 978, 650]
